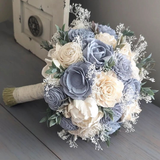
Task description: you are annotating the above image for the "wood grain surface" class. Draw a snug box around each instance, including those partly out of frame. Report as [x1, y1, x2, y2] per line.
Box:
[0, 21, 160, 160]
[0, 105, 59, 160]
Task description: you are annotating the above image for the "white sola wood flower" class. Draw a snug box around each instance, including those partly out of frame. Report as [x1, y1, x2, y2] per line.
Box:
[64, 97, 103, 139]
[95, 32, 117, 48]
[52, 42, 83, 69]
[94, 71, 124, 108]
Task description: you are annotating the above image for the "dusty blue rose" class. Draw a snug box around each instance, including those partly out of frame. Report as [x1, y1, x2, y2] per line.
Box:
[100, 103, 122, 135]
[68, 29, 94, 41]
[60, 117, 78, 131]
[44, 86, 67, 111]
[98, 24, 117, 39]
[100, 103, 122, 124]
[123, 79, 141, 103]
[107, 122, 121, 135]
[60, 61, 94, 100]
[83, 38, 113, 69]
[113, 54, 132, 82]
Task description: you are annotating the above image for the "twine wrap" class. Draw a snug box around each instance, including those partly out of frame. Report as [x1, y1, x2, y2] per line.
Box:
[3, 83, 44, 107]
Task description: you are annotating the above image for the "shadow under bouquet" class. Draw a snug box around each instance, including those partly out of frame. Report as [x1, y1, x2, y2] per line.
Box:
[3, 4, 158, 150]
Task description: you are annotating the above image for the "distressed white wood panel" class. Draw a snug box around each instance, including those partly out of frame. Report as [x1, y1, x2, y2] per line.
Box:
[12, 0, 70, 61]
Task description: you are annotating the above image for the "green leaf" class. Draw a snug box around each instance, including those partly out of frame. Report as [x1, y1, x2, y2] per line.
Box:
[54, 72, 63, 78]
[62, 24, 65, 31]
[57, 116, 61, 125]
[99, 106, 114, 120]
[45, 68, 57, 74]
[116, 44, 125, 49]
[141, 86, 158, 100]
[106, 138, 110, 147]
[39, 117, 47, 123]
[55, 24, 70, 45]
[45, 69, 53, 74]
[41, 41, 53, 51]
[52, 61, 57, 68]
[55, 25, 60, 32]
[49, 119, 56, 127]
[122, 30, 134, 37]
[103, 57, 115, 72]
[60, 65, 65, 71]
[137, 54, 155, 70]
[48, 114, 57, 120]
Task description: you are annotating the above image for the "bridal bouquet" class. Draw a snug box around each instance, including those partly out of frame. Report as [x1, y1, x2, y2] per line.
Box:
[3, 4, 158, 150]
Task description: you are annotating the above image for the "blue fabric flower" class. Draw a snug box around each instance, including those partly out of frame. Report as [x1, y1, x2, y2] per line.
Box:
[60, 117, 78, 131]
[44, 86, 67, 111]
[60, 61, 94, 100]
[83, 38, 113, 69]
[98, 24, 117, 39]
[101, 103, 122, 124]
[68, 29, 94, 41]
[123, 79, 141, 103]
[100, 103, 122, 134]
[113, 54, 132, 82]
[107, 122, 121, 135]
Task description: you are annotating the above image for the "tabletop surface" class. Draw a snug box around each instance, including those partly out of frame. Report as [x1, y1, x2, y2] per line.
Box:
[0, 21, 160, 160]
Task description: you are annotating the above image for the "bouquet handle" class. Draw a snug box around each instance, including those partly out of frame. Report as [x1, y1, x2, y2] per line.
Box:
[2, 83, 44, 107]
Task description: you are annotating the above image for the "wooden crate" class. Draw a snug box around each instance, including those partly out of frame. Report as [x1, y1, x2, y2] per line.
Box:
[12, 0, 70, 61]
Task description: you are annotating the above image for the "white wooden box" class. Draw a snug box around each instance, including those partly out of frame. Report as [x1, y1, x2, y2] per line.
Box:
[12, 0, 70, 60]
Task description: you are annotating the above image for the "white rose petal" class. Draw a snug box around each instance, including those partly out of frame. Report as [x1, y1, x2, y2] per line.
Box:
[120, 43, 135, 61]
[95, 32, 117, 48]
[52, 42, 83, 68]
[64, 97, 103, 131]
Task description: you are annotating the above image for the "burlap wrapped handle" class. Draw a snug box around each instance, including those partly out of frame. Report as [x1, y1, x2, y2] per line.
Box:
[2, 83, 44, 107]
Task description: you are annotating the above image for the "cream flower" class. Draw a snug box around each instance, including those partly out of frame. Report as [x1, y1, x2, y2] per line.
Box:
[42, 59, 52, 78]
[95, 71, 124, 108]
[122, 101, 142, 122]
[64, 97, 103, 129]
[69, 122, 102, 139]
[53, 42, 83, 68]
[131, 60, 140, 81]
[42, 43, 61, 78]
[95, 32, 117, 48]
[120, 43, 135, 61]
[48, 43, 61, 58]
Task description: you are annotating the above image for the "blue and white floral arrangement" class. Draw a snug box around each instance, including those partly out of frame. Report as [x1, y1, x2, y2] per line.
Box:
[40, 4, 158, 150]
[3, 4, 158, 150]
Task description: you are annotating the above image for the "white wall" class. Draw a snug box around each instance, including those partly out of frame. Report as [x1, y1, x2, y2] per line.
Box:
[81, 0, 160, 106]
[0, 0, 13, 22]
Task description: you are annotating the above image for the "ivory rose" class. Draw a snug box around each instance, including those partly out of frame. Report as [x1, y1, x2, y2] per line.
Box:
[53, 42, 83, 68]
[95, 32, 117, 48]
[120, 43, 135, 61]
[95, 71, 124, 108]
[64, 97, 103, 129]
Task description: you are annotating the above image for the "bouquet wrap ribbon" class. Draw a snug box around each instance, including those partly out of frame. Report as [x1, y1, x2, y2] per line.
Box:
[2, 83, 44, 107]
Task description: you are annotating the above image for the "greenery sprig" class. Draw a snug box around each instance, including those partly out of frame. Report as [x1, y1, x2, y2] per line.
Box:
[103, 57, 115, 72]
[137, 54, 155, 72]
[141, 82, 158, 100]
[99, 106, 114, 120]
[45, 61, 65, 78]
[40, 108, 61, 127]
[122, 29, 134, 37]
[56, 24, 70, 45]
[41, 40, 53, 51]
